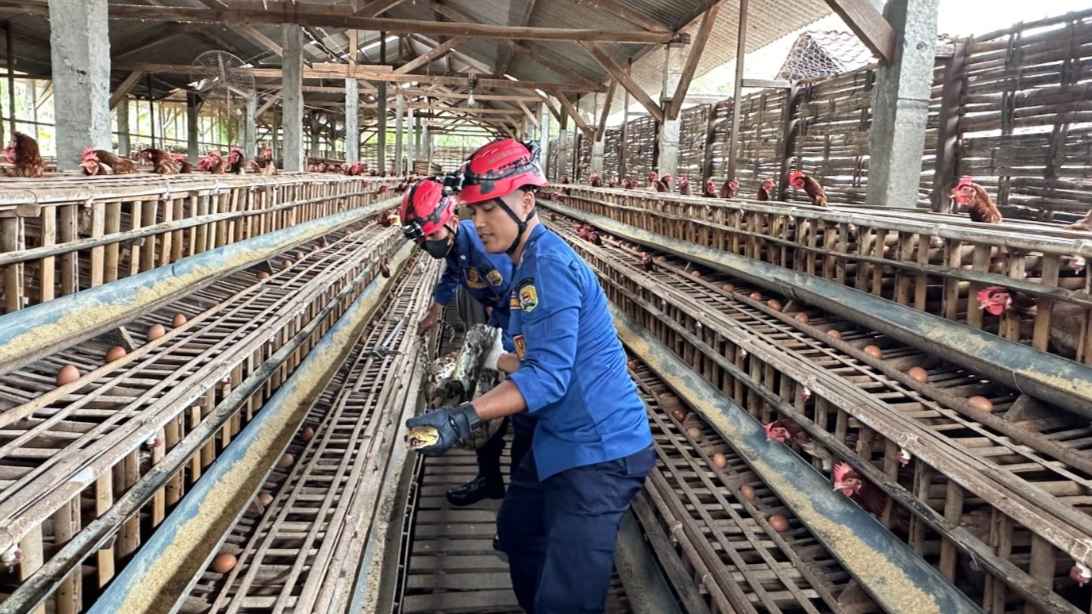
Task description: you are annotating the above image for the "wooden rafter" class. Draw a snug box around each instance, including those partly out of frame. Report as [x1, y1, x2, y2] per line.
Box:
[10, 2, 682, 45]
[395, 37, 463, 74]
[353, 0, 411, 17]
[823, 0, 895, 63]
[516, 100, 540, 129]
[496, 0, 537, 75]
[596, 79, 617, 141]
[580, 42, 663, 122]
[666, 1, 721, 119]
[109, 70, 145, 110]
[556, 92, 594, 138]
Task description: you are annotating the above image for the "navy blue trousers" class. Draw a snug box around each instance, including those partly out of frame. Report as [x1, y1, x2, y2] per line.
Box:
[496, 445, 655, 614]
[477, 415, 536, 480]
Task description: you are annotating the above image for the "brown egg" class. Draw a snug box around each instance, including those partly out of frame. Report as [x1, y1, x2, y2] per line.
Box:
[147, 324, 166, 341]
[105, 346, 127, 363]
[768, 514, 790, 533]
[686, 426, 702, 440]
[56, 365, 80, 387]
[257, 492, 273, 506]
[277, 454, 295, 469]
[671, 409, 688, 422]
[767, 299, 783, 312]
[721, 282, 735, 293]
[627, 359, 639, 371]
[257, 271, 271, 281]
[211, 552, 237, 574]
[748, 292, 763, 301]
[739, 484, 755, 501]
[967, 396, 993, 412]
[711, 453, 727, 469]
[827, 329, 842, 340]
[692, 270, 702, 279]
[863, 345, 883, 359]
[907, 366, 929, 383]
[658, 392, 681, 413]
[302, 427, 315, 442]
[794, 312, 809, 324]
[172, 313, 188, 328]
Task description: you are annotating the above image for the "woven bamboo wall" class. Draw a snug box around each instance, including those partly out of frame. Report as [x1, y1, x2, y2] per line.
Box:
[677, 104, 711, 184]
[604, 128, 623, 183]
[623, 116, 658, 182]
[577, 133, 593, 181]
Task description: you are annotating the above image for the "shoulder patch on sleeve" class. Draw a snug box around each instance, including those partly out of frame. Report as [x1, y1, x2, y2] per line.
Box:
[486, 269, 503, 286]
[518, 283, 539, 312]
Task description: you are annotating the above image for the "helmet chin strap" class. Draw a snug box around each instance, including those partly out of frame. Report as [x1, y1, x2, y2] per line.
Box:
[492, 197, 536, 255]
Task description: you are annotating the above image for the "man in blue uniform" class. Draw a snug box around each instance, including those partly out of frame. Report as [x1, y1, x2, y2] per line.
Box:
[399, 179, 527, 506]
[406, 139, 654, 613]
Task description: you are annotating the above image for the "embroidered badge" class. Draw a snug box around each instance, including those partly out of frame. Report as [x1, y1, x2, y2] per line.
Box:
[513, 335, 526, 360]
[466, 268, 487, 289]
[486, 269, 503, 286]
[519, 284, 539, 312]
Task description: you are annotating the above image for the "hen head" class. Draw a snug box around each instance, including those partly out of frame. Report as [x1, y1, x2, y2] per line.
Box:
[2, 141, 16, 164]
[80, 147, 100, 174]
[198, 150, 223, 171]
[832, 462, 862, 496]
[761, 178, 776, 193]
[977, 286, 1012, 316]
[589, 173, 602, 187]
[623, 177, 636, 190]
[1070, 562, 1091, 588]
[677, 177, 690, 192]
[763, 421, 791, 444]
[788, 170, 806, 190]
[951, 176, 978, 207]
[724, 178, 741, 197]
[646, 170, 658, 184]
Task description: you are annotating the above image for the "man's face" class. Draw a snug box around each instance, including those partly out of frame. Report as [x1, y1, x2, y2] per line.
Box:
[471, 190, 533, 253]
[421, 222, 453, 244]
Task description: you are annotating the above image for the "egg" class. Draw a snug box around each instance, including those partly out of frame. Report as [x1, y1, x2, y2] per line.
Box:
[686, 426, 702, 440]
[658, 392, 682, 413]
[147, 324, 166, 341]
[767, 299, 783, 312]
[692, 270, 702, 279]
[257, 492, 273, 506]
[827, 329, 842, 340]
[627, 359, 639, 371]
[711, 453, 727, 469]
[748, 292, 763, 301]
[257, 271, 271, 281]
[863, 345, 883, 359]
[768, 514, 790, 532]
[794, 312, 809, 324]
[277, 454, 295, 469]
[302, 427, 315, 442]
[211, 552, 237, 574]
[172, 313, 188, 328]
[56, 365, 80, 387]
[907, 367, 929, 383]
[671, 409, 688, 422]
[739, 484, 755, 501]
[105, 346, 127, 363]
[721, 282, 735, 293]
[967, 396, 993, 412]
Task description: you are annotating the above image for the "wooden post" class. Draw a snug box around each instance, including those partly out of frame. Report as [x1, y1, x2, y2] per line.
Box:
[726, 0, 749, 179]
[5, 21, 14, 139]
[931, 41, 968, 211]
[39, 206, 55, 303]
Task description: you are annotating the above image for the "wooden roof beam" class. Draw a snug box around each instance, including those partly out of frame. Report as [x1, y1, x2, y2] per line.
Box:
[596, 79, 617, 140]
[580, 41, 663, 122]
[569, 0, 670, 33]
[353, 0, 411, 17]
[823, 0, 895, 63]
[556, 92, 594, 138]
[109, 70, 145, 110]
[496, 0, 537, 76]
[72, 2, 682, 44]
[517, 100, 540, 129]
[666, 1, 721, 120]
[395, 36, 464, 74]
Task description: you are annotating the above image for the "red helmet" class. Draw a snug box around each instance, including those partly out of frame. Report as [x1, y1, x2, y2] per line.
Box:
[456, 139, 547, 205]
[398, 179, 456, 241]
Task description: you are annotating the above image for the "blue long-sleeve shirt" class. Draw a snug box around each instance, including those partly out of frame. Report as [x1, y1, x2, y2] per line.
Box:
[434, 220, 513, 332]
[507, 225, 652, 479]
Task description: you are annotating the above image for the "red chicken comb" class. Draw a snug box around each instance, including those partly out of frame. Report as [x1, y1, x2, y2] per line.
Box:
[977, 286, 1012, 316]
[80, 147, 96, 160]
[954, 176, 975, 190]
[832, 462, 853, 482]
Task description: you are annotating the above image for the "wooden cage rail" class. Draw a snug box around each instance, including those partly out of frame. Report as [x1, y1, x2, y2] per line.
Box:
[547, 186, 1092, 367]
[0, 174, 402, 314]
[550, 218, 1089, 614]
[0, 225, 405, 614]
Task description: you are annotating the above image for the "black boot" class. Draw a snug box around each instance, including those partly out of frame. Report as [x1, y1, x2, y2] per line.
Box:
[446, 474, 505, 506]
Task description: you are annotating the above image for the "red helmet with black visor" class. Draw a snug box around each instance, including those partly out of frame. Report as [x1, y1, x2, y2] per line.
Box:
[452, 139, 548, 254]
[399, 179, 459, 259]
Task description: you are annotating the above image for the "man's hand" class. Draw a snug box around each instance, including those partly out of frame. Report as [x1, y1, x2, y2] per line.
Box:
[417, 303, 443, 336]
[405, 403, 480, 456]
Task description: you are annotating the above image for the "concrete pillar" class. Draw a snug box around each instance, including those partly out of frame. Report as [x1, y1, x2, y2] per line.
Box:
[116, 99, 130, 156]
[244, 95, 257, 158]
[282, 24, 304, 172]
[657, 42, 685, 178]
[406, 106, 415, 171]
[345, 79, 359, 164]
[539, 102, 550, 179]
[48, 0, 111, 170]
[186, 92, 199, 162]
[414, 115, 422, 155]
[394, 94, 404, 175]
[867, 0, 939, 207]
[424, 123, 433, 171]
[376, 84, 387, 174]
